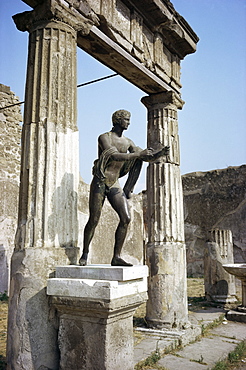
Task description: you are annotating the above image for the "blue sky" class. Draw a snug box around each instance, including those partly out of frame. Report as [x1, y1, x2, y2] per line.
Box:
[0, 0, 245, 192]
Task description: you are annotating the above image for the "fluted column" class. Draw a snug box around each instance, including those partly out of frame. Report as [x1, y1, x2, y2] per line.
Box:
[16, 20, 79, 254]
[204, 229, 236, 303]
[142, 91, 189, 329]
[7, 7, 95, 368]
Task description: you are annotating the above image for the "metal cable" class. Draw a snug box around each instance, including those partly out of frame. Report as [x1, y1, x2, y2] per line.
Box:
[0, 73, 119, 111]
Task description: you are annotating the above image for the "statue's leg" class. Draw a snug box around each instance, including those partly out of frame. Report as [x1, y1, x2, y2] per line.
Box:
[107, 183, 132, 266]
[79, 177, 106, 266]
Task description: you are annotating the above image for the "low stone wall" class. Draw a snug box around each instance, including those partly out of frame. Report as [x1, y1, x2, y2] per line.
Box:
[183, 166, 246, 277]
[0, 84, 22, 293]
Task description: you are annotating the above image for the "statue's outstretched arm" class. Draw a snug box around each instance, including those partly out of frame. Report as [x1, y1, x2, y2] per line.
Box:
[140, 144, 170, 162]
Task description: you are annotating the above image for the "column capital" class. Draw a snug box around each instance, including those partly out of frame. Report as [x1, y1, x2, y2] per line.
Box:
[141, 91, 185, 110]
[13, 0, 99, 35]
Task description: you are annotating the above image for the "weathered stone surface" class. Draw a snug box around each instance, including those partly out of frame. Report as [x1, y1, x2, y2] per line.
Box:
[47, 267, 148, 370]
[7, 16, 80, 370]
[223, 264, 246, 310]
[22, 0, 199, 94]
[142, 91, 188, 330]
[204, 230, 236, 303]
[183, 165, 246, 277]
[55, 264, 148, 281]
[0, 84, 22, 293]
[7, 0, 199, 367]
[47, 276, 148, 299]
[227, 309, 246, 323]
[7, 249, 64, 370]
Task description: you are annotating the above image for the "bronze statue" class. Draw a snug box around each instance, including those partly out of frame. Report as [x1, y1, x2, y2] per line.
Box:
[79, 109, 169, 267]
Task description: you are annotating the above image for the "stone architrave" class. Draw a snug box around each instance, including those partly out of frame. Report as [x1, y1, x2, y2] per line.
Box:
[204, 229, 237, 303]
[142, 91, 189, 329]
[6, 6, 96, 369]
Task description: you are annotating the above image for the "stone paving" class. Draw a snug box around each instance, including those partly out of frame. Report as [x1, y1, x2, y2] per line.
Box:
[134, 308, 246, 369]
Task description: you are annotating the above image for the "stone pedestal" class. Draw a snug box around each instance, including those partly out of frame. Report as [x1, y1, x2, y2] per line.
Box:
[47, 265, 148, 370]
[223, 264, 246, 323]
[142, 92, 188, 330]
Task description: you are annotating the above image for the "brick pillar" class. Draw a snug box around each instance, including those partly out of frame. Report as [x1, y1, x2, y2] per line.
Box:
[7, 7, 94, 368]
[142, 91, 189, 329]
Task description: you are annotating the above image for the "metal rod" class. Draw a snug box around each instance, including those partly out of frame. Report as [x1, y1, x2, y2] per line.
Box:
[0, 73, 119, 110]
[0, 101, 25, 110]
[77, 73, 118, 88]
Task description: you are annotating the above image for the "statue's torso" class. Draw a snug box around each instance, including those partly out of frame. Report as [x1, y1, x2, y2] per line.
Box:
[98, 131, 131, 187]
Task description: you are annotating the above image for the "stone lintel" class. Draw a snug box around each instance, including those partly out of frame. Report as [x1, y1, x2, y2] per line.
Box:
[77, 26, 173, 95]
[19, 0, 198, 95]
[21, 0, 198, 58]
[128, 0, 199, 57]
[55, 264, 149, 281]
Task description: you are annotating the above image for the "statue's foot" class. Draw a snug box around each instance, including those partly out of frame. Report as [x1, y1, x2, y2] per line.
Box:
[111, 257, 133, 267]
[79, 253, 88, 266]
[79, 258, 87, 266]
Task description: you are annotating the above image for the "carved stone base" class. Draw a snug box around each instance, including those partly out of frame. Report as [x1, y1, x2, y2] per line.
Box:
[47, 265, 148, 370]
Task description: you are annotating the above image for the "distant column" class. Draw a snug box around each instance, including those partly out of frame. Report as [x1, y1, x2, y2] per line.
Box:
[7, 10, 83, 369]
[204, 229, 236, 303]
[142, 91, 189, 329]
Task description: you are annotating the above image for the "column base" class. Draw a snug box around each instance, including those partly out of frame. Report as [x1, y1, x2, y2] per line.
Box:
[47, 265, 148, 370]
[206, 294, 238, 304]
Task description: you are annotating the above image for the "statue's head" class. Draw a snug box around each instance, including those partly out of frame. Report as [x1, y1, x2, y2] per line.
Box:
[112, 109, 131, 126]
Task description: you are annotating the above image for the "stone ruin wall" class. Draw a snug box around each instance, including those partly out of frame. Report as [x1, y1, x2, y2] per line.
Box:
[0, 84, 22, 293]
[1, 84, 245, 290]
[183, 165, 246, 277]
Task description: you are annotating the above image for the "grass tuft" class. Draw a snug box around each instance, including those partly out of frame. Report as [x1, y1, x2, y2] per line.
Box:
[211, 340, 246, 370]
[201, 314, 225, 336]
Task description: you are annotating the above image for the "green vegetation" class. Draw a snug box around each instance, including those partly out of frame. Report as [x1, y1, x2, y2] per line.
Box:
[0, 302, 8, 370]
[201, 314, 225, 336]
[0, 354, 6, 370]
[211, 340, 246, 370]
[134, 348, 166, 370]
[190, 354, 207, 365]
[0, 293, 8, 303]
